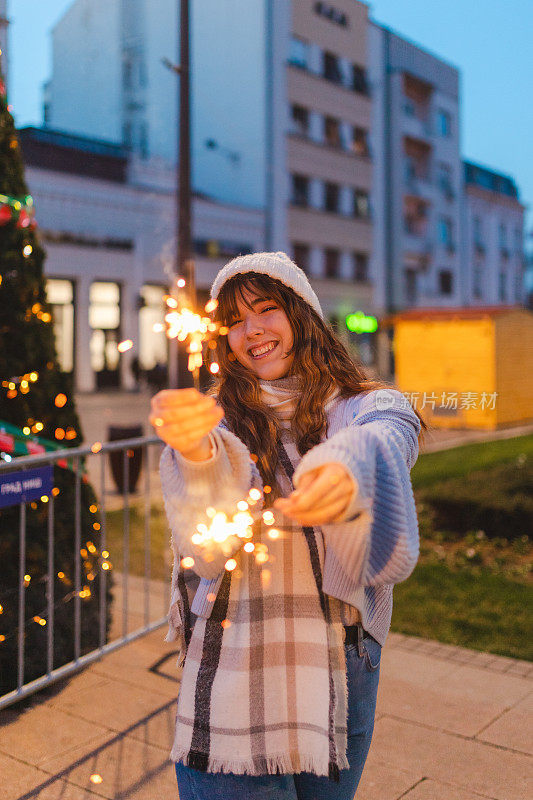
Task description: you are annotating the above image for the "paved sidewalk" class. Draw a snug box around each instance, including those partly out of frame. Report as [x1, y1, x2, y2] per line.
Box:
[1, 627, 531, 800]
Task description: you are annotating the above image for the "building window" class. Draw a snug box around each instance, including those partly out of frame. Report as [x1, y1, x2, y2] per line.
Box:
[292, 243, 310, 273]
[514, 271, 523, 300]
[314, 2, 348, 26]
[514, 227, 523, 252]
[291, 104, 309, 136]
[437, 109, 451, 137]
[498, 271, 506, 301]
[473, 267, 483, 299]
[288, 36, 309, 70]
[354, 253, 368, 282]
[404, 268, 417, 305]
[291, 174, 309, 207]
[323, 51, 343, 84]
[139, 121, 148, 159]
[325, 248, 340, 279]
[324, 116, 341, 147]
[353, 189, 370, 219]
[438, 270, 453, 295]
[123, 121, 132, 149]
[352, 64, 369, 95]
[139, 285, 167, 370]
[473, 216, 483, 250]
[45, 279, 74, 373]
[325, 182, 340, 213]
[438, 217, 454, 250]
[123, 58, 133, 89]
[437, 162, 454, 198]
[351, 127, 370, 157]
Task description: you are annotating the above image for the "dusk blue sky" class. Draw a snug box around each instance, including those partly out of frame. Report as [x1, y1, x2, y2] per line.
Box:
[7, 0, 533, 238]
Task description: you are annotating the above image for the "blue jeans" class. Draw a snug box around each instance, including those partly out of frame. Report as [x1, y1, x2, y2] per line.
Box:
[174, 627, 381, 799]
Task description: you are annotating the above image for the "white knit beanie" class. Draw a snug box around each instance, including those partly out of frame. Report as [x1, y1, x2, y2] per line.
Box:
[210, 251, 324, 319]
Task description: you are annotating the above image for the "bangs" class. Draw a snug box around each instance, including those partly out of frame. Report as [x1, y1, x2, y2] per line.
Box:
[217, 273, 284, 324]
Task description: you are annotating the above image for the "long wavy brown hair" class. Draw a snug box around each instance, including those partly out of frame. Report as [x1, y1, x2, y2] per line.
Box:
[206, 272, 426, 499]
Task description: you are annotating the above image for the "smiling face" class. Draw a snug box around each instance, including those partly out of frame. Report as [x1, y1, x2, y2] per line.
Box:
[226, 286, 295, 380]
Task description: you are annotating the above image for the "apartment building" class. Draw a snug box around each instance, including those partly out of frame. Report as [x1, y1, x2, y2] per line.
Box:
[19, 127, 265, 392]
[462, 160, 525, 306]
[43, 0, 378, 362]
[369, 24, 463, 312]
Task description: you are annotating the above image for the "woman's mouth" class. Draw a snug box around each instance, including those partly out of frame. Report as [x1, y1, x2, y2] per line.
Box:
[248, 341, 279, 360]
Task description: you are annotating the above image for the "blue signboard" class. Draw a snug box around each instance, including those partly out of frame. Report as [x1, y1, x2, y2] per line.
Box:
[0, 466, 54, 509]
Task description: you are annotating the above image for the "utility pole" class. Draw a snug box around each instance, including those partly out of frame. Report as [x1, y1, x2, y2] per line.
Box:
[168, 0, 196, 389]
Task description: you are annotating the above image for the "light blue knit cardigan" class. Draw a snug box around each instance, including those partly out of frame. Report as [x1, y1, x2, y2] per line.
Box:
[160, 388, 421, 646]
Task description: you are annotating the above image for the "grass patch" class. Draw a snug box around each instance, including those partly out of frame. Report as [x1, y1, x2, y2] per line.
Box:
[105, 503, 171, 582]
[412, 433, 533, 489]
[392, 562, 533, 660]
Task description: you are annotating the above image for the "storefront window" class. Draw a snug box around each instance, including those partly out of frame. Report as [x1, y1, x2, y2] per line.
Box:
[45, 279, 74, 373]
[139, 285, 167, 370]
[89, 281, 121, 387]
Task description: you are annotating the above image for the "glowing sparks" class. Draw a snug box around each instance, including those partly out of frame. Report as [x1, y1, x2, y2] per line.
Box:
[181, 556, 195, 569]
[90, 774, 103, 785]
[162, 292, 228, 378]
[209, 362, 220, 374]
[248, 488, 262, 502]
[225, 558, 237, 571]
[268, 528, 280, 540]
[117, 339, 133, 353]
[262, 510, 275, 526]
[244, 542, 255, 553]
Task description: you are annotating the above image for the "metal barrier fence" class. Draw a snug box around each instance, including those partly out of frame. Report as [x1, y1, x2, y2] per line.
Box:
[0, 435, 168, 710]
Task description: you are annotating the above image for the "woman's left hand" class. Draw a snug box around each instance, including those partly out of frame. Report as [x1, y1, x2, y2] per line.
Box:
[273, 463, 356, 525]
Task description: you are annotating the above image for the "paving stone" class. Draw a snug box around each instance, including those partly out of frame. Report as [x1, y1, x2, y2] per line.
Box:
[38, 732, 177, 800]
[355, 758, 423, 800]
[0, 751, 58, 799]
[435, 662, 531, 709]
[477, 691, 533, 754]
[371, 716, 531, 800]
[380, 645, 459, 688]
[45, 675, 175, 734]
[0, 704, 110, 766]
[402, 777, 497, 799]
[376, 674, 515, 737]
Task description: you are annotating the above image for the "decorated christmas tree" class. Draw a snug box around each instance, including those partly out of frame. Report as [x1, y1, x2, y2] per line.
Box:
[0, 74, 114, 696]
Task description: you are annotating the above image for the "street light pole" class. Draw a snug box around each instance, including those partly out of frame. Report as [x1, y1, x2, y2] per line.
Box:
[169, 0, 195, 389]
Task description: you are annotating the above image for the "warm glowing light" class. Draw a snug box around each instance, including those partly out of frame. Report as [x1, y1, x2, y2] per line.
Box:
[262, 511, 275, 525]
[0, 605, 3, 614]
[57, 571, 65, 579]
[244, 542, 255, 553]
[102, 551, 109, 558]
[55, 428, 65, 440]
[177, 278, 186, 287]
[263, 485, 272, 494]
[225, 558, 237, 571]
[237, 500, 248, 512]
[268, 528, 280, 539]
[219, 326, 229, 336]
[34, 422, 44, 432]
[91, 442, 102, 454]
[24, 574, 31, 584]
[0, 635, 5, 642]
[152, 323, 164, 333]
[93, 522, 101, 531]
[65, 428, 77, 440]
[52, 487, 60, 497]
[41, 312, 52, 323]
[23, 244, 33, 257]
[41, 495, 49, 503]
[205, 299, 218, 313]
[90, 774, 103, 785]
[29, 372, 38, 382]
[89, 504, 97, 513]
[54, 393, 67, 408]
[206, 506, 216, 518]
[209, 362, 220, 374]
[181, 556, 195, 569]
[152, 417, 164, 427]
[221, 619, 231, 629]
[255, 551, 269, 565]
[102, 562, 111, 570]
[117, 339, 133, 353]
[248, 488, 262, 502]
[22, 426, 30, 435]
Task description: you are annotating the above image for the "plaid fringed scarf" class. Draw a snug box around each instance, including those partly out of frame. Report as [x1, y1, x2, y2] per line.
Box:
[169, 436, 349, 780]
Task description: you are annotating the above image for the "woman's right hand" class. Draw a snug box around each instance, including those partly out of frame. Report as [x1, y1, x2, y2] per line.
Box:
[149, 389, 224, 459]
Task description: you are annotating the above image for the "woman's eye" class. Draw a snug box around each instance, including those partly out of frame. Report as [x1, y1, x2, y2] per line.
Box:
[261, 306, 276, 313]
[229, 319, 241, 327]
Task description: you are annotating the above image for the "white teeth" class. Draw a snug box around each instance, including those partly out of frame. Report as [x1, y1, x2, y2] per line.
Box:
[250, 342, 277, 358]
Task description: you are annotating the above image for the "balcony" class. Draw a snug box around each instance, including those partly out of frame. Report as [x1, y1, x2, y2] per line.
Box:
[404, 170, 433, 203]
[402, 104, 433, 142]
[403, 230, 433, 267]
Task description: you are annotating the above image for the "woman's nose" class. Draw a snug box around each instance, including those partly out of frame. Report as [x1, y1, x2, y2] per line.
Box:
[244, 316, 264, 336]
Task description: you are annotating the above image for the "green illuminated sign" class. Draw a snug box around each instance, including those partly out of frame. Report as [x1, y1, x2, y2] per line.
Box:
[345, 312, 378, 333]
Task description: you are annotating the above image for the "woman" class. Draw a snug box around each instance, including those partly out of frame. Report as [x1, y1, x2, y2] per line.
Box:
[151, 251, 424, 799]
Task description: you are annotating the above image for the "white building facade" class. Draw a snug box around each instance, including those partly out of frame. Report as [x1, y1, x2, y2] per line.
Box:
[20, 127, 265, 392]
[461, 160, 525, 306]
